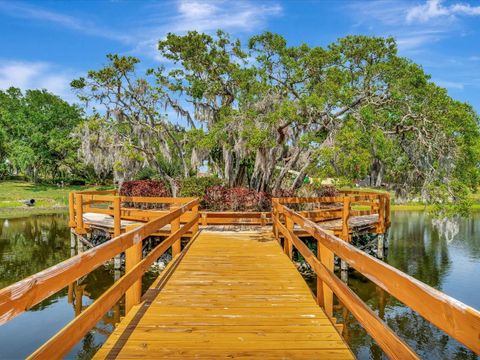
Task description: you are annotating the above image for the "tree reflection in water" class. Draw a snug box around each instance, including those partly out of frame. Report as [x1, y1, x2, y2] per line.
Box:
[323, 211, 479, 360]
[1, 212, 479, 359]
[0, 214, 160, 359]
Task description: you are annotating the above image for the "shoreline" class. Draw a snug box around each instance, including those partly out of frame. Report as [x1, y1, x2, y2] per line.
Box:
[0, 206, 68, 219]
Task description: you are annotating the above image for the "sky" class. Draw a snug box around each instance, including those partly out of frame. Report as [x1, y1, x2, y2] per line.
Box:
[0, 0, 480, 111]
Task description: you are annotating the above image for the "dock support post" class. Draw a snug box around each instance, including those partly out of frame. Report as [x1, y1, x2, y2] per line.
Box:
[384, 228, 390, 251]
[125, 224, 142, 314]
[340, 196, 350, 283]
[171, 206, 181, 257]
[377, 234, 385, 259]
[77, 234, 84, 253]
[70, 229, 77, 249]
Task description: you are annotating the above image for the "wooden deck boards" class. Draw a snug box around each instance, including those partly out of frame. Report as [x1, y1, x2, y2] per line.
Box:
[94, 231, 354, 359]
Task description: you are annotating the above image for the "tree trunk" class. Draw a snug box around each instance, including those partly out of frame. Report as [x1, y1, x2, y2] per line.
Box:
[291, 160, 310, 190]
[273, 148, 301, 192]
[370, 159, 384, 187]
[165, 175, 178, 197]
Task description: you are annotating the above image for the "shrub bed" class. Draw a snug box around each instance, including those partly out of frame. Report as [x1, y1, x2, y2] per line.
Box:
[120, 180, 171, 209]
[203, 186, 296, 212]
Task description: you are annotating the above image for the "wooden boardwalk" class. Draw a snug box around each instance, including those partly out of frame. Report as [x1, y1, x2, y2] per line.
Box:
[3, 193, 479, 359]
[94, 230, 354, 359]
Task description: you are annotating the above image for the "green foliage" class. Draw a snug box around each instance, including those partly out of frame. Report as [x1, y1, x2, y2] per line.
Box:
[70, 31, 480, 215]
[0, 87, 83, 182]
[179, 176, 224, 197]
[134, 167, 158, 181]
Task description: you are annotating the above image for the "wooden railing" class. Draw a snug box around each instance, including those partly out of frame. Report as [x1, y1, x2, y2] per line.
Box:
[0, 196, 200, 359]
[68, 189, 390, 233]
[272, 199, 480, 359]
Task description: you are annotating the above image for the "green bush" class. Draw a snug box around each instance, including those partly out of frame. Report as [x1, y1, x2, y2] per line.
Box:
[135, 167, 158, 180]
[179, 176, 223, 198]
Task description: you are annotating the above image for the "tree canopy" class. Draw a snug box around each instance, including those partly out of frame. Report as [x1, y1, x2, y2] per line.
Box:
[70, 30, 480, 212]
[0, 88, 84, 182]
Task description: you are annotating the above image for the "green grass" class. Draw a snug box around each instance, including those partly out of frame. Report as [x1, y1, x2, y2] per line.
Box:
[0, 180, 109, 218]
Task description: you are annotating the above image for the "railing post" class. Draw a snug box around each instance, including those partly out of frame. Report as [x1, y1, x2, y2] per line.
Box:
[285, 215, 294, 259]
[74, 193, 85, 235]
[376, 194, 385, 234]
[317, 242, 334, 318]
[192, 204, 199, 235]
[260, 212, 266, 226]
[341, 196, 350, 242]
[113, 196, 121, 237]
[272, 200, 278, 240]
[340, 196, 350, 282]
[125, 224, 142, 314]
[68, 192, 76, 228]
[171, 205, 181, 256]
[113, 196, 122, 271]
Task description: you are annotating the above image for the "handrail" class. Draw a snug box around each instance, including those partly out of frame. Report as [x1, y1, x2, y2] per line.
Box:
[28, 215, 200, 359]
[274, 216, 418, 360]
[273, 200, 480, 356]
[71, 189, 389, 233]
[81, 194, 196, 203]
[275, 196, 344, 204]
[0, 197, 199, 325]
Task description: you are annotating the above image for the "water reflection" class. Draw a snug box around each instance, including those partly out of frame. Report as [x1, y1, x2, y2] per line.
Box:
[333, 211, 480, 360]
[0, 214, 159, 359]
[1, 212, 480, 359]
[0, 215, 70, 289]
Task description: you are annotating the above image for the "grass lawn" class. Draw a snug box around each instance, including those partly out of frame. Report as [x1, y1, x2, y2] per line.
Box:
[0, 181, 110, 218]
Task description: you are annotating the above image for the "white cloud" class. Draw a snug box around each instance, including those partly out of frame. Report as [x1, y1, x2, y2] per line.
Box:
[346, 1, 450, 51]
[435, 79, 464, 90]
[131, 0, 282, 60]
[0, 0, 282, 61]
[171, 0, 282, 32]
[406, 0, 480, 23]
[0, 1, 131, 43]
[0, 61, 77, 102]
[394, 29, 445, 50]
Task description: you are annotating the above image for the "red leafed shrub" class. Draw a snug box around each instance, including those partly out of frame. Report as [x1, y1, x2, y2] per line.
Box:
[203, 186, 293, 212]
[302, 184, 339, 198]
[120, 180, 171, 197]
[272, 188, 296, 198]
[314, 185, 339, 197]
[120, 180, 171, 209]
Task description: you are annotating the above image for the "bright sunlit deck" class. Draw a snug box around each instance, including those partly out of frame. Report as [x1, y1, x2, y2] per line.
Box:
[0, 191, 479, 360]
[94, 231, 354, 359]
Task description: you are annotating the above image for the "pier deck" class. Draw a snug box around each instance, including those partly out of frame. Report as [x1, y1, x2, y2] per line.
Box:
[94, 231, 354, 359]
[3, 192, 478, 359]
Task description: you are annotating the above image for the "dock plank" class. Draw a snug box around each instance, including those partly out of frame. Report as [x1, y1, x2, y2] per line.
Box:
[94, 231, 354, 359]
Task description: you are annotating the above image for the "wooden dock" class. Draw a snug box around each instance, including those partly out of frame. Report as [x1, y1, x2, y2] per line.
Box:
[95, 231, 354, 359]
[1, 192, 479, 359]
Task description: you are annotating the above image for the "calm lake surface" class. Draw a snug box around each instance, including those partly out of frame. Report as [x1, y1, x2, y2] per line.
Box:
[0, 211, 479, 359]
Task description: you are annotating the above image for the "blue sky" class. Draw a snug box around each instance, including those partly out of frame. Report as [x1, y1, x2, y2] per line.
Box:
[1, 0, 480, 111]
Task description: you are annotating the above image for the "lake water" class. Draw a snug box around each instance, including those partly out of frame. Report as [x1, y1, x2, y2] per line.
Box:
[0, 211, 479, 359]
